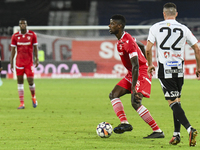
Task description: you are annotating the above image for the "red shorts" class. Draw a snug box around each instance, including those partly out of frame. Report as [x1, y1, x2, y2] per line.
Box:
[16, 63, 34, 78]
[117, 74, 152, 98]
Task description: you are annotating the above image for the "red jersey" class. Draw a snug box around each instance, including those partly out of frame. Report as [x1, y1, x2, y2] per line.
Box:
[117, 32, 148, 77]
[11, 30, 38, 66]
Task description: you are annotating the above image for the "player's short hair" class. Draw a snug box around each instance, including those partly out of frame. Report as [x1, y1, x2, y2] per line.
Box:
[111, 14, 126, 29]
[19, 18, 27, 23]
[163, 2, 177, 16]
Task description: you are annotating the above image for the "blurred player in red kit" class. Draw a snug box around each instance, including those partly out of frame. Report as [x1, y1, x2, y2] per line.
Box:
[0, 58, 2, 72]
[108, 14, 164, 138]
[10, 18, 39, 109]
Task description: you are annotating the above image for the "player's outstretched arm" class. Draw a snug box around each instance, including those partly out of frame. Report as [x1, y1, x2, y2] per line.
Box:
[191, 43, 200, 80]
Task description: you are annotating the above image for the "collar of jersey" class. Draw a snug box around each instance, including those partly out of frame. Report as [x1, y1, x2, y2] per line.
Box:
[19, 30, 29, 35]
[119, 31, 126, 40]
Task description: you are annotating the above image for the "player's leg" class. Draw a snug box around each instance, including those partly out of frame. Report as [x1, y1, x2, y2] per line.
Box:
[27, 77, 35, 97]
[159, 78, 183, 143]
[169, 99, 181, 145]
[16, 66, 25, 109]
[133, 76, 164, 138]
[169, 99, 198, 146]
[26, 64, 37, 108]
[17, 75, 25, 109]
[160, 78, 197, 146]
[109, 78, 133, 134]
[168, 77, 198, 146]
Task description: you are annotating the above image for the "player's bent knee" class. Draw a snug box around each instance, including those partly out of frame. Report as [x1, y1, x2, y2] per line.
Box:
[109, 92, 113, 100]
[109, 92, 120, 100]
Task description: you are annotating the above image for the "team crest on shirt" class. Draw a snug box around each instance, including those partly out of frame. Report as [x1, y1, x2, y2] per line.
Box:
[167, 23, 171, 26]
[164, 52, 170, 58]
[27, 36, 31, 40]
[18, 37, 20, 39]
[119, 44, 123, 50]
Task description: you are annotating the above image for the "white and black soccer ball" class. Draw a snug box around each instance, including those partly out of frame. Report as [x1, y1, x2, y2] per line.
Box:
[96, 122, 113, 138]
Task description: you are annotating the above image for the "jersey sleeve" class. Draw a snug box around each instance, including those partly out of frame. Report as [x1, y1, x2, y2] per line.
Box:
[32, 32, 38, 45]
[185, 28, 198, 46]
[11, 34, 17, 47]
[147, 25, 156, 44]
[127, 39, 138, 58]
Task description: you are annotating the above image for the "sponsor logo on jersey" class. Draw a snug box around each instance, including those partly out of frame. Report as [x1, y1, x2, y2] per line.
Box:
[164, 91, 179, 97]
[165, 68, 183, 74]
[166, 61, 181, 67]
[164, 91, 170, 97]
[172, 53, 181, 58]
[17, 42, 31, 45]
[164, 52, 170, 58]
[170, 91, 179, 97]
[167, 23, 171, 26]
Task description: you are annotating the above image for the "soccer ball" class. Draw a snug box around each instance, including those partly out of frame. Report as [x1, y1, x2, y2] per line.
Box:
[96, 122, 113, 138]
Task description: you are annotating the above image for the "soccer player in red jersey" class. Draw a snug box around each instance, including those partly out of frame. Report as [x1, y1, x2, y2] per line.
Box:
[0, 51, 2, 72]
[10, 18, 39, 109]
[0, 56, 2, 86]
[108, 14, 164, 138]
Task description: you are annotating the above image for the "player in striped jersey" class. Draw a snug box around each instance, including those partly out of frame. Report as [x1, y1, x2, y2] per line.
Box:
[146, 2, 200, 146]
[108, 14, 164, 138]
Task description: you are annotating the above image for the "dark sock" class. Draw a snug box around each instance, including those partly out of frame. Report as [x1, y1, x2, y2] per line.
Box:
[173, 111, 181, 132]
[170, 102, 190, 130]
[173, 102, 181, 132]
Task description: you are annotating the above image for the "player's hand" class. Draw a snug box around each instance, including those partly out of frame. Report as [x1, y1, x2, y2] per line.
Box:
[35, 58, 39, 68]
[131, 88, 142, 103]
[147, 65, 155, 78]
[196, 69, 200, 80]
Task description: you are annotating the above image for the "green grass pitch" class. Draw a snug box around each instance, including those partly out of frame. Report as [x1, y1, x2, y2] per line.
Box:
[0, 78, 199, 150]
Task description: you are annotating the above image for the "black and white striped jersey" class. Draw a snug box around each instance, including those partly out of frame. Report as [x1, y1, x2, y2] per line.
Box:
[147, 19, 198, 78]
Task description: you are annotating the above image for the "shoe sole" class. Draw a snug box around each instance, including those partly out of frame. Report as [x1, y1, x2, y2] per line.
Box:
[113, 127, 133, 134]
[169, 139, 180, 145]
[143, 136, 165, 139]
[189, 130, 198, 146]
[143, 133, 165, 139]
[17, 107, 25, 109]
[114, 129, 125, 134]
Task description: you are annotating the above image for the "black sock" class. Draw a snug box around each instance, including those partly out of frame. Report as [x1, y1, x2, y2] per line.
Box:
[173, 102, 181, 133]
[173, 111, 181, 132]
[170, 102, 190, 130]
